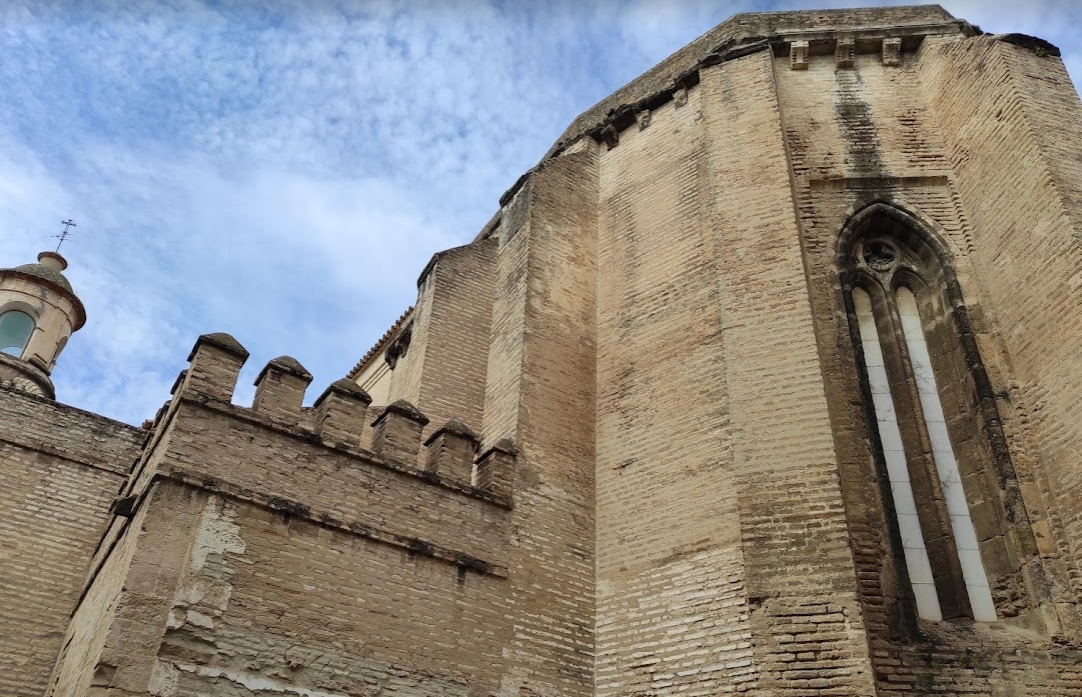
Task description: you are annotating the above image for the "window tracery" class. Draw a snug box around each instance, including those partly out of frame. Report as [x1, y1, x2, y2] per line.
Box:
[838, 203, 1033, 623]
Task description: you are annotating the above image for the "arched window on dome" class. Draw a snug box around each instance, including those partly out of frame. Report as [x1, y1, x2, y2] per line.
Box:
[0, 310, 34, 358]
[52, 334, 69, 367]
[839, 203, 1043, 625]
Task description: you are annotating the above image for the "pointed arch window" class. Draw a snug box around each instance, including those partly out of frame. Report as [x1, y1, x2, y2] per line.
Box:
[0, 310, 34, 357]
[840, 204, 1040, 624]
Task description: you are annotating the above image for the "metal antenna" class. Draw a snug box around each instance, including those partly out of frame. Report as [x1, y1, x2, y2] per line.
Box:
[54, 219, 77, 252]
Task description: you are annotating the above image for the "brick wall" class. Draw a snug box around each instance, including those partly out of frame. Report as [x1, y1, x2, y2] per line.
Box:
[53, 480, 512, 697]
[594, 82, 757, 695]
[47, 483, 159, 697]
[776, 45, 987, 645]
[776, 31, 1082, 694]
[488, 148, 599, 695]
[704, 50, 879, 694]
[151, 398, 510, 567]
[0, 386, 142, 697]
[48, 329, 520, 696]
[923, 34, 1082, 618]
[415, 239, 496, 439]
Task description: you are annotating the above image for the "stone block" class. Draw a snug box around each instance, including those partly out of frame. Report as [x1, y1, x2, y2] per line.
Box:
[790, 40, 809, 70]
[883, 37, 902, 67]
[836, 35, 855, 69]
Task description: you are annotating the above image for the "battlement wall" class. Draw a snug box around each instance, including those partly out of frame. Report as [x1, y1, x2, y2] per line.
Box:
[127, 333, 516, 572]
[48, 331, 520, 695]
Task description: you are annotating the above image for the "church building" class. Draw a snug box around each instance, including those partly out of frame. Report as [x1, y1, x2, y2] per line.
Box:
[3, 5, 1082, 696]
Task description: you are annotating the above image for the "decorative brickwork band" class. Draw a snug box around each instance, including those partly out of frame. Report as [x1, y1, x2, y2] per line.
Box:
[371, 399, 430, 466]
[790, 40, 809, 70]
[313, 378, 372, 448]
[423, 419, 479, 483]
[182, 332, 249, 402]
[252, 355, 313, 425]
[473, 438, 515, 498]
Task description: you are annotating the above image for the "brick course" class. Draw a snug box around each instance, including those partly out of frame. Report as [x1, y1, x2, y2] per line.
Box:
[0, 387, 142, 697]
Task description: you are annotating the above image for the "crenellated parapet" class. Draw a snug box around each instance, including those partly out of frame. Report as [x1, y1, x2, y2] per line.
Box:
[173, 332, 515, 500]
[371, 399, 429, 465]
[424, 418, 478, 484]
[312, 378, 372, 448]
[252, 355, 312, 425]
[474, 438, 516, 499]
[110, 331, 518, 586]
[182, 331, 249, 400]
[45, 338, 519, 697]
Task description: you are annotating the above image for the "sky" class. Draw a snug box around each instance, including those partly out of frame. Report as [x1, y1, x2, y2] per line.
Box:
[0, 0, 1078, 425]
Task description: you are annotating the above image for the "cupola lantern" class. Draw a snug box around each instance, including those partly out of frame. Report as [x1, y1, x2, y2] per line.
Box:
[0, 250, 85, 398]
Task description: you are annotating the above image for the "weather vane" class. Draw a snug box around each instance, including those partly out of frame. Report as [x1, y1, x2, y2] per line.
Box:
[54, 219, 77, 252]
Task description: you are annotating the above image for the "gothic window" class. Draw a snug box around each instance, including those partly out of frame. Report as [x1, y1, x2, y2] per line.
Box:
[0, 310, 34, 357]
[839, 203, 1026, 623]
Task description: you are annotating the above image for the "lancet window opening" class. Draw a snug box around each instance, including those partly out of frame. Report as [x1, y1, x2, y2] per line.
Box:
[840, 204, 1009, 623]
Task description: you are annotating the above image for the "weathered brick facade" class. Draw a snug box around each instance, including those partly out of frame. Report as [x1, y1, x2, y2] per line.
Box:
[4, 5, 1082, 696]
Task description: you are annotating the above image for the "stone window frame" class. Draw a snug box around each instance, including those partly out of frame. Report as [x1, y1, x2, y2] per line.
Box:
[837, 201, 1047, 625]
